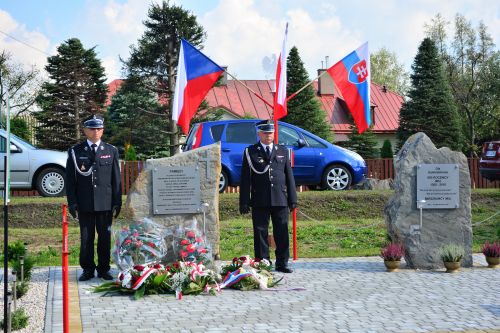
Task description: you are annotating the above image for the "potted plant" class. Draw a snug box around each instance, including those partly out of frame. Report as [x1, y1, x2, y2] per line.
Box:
[439, 244, 465, 273]
[380, 243, 405, 272]
[481, 241, 500, 268]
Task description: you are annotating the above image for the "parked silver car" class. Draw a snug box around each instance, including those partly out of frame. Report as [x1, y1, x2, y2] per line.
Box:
[0, 129, 67, 196]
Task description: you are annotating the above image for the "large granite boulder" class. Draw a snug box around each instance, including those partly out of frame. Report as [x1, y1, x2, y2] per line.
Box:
[124, 143, 221, 261]
[384, 133, 472, 269]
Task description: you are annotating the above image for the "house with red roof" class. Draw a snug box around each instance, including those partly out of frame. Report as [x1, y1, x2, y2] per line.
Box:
[107, 70, 403, 149]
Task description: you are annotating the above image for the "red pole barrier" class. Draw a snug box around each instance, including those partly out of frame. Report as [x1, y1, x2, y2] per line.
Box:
[61, 204, 69, 333]
[292, 208, 297, 260]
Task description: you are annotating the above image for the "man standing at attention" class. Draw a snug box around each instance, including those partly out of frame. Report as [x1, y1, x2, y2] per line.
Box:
[66, 115, 122, 281]
[239, 120, 297, 273]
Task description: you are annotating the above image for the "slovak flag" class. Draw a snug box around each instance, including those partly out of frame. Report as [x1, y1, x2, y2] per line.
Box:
[172, 39, 223, 135]
[273, 23, 288, 120]
[327, 42, 371, 133]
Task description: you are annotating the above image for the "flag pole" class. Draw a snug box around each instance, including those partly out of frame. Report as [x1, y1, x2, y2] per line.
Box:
[224, 70, 273, 117]
[3, 92, 11, 333]
[285, 70, 329, 103]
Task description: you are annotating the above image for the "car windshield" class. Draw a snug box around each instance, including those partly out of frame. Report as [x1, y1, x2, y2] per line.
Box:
[10, 132, 37, 149]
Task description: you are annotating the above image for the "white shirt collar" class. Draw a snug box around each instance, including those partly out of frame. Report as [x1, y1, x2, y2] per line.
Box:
[260, 142, 273, 151]
[87, 139, 101, 148]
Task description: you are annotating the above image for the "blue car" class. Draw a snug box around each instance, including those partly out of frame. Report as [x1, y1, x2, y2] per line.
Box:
[183, 120, 367, 192]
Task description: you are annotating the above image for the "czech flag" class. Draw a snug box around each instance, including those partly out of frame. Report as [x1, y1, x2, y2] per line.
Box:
[273, 23, 288, 120]
[327, 42, 371, 133]
[172, 39, 223, 135]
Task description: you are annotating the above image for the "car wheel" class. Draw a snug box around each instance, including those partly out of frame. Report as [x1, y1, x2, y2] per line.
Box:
[219, 170, 228, 193]
[36, 167, 66, 197]
[321, 165, 352, 190]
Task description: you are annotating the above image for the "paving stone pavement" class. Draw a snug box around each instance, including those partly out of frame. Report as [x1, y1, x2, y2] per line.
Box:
[45, 254, 500, 333]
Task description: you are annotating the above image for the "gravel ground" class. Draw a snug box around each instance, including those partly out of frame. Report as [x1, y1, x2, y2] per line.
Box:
[0, 267, 49, 333]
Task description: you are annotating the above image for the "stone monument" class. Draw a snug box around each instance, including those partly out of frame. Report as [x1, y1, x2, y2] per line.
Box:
[384, 133, 472, 269]
[124, 143, 222, 260]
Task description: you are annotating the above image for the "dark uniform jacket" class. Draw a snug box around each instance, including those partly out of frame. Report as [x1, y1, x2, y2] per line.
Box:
[240, 143, 297, 208]
[66, 141, 122, 213]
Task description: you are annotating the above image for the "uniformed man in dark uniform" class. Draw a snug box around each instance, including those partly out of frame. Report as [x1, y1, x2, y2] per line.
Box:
[66, 115, 122, 281]
[239, 120, 297, 273]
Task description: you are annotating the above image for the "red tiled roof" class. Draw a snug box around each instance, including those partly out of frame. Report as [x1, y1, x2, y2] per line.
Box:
[106, 79, 403, 133]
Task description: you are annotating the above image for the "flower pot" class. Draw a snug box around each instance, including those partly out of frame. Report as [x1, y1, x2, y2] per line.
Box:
[443, 261, 460, 273]
[384, 260, 400, 272]
[485, 256, 500, 268]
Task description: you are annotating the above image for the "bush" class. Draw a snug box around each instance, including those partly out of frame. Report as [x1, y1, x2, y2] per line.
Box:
[16, 281, 29, 299]
[481, 241, 500, 258]
[6, 241, 27, 261]
[380, 139, 394, 158]
[380, 243, 405, 261]
[124, 143, 137, 161]
[0, 308, 29, 330]
[11, 255, 35, 281]
[439, 244, 465, 262]
[10, 117, 32, 142]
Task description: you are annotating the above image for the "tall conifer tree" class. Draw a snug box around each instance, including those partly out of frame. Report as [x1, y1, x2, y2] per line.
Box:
[397, 38, 462, 150]
[123, 1, 205, 156]
[35, 38, 107, 150]
[283, 46, 332, 141]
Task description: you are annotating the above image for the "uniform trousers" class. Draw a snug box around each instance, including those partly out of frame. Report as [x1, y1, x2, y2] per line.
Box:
[252, 206, 289, 266]
[79, 211, 112, 274]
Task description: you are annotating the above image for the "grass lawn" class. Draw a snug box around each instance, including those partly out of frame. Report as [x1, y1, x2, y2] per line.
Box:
[0, 189, 498, 266]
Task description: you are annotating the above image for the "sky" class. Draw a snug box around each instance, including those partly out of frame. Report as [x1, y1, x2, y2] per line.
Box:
[0, 0, 498, 83]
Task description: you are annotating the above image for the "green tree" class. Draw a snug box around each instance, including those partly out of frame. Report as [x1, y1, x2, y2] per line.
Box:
[106, 78, 170, 159]
[124, 143, 138, 161]
[380, 139, 394, 158]
[370, 47, 410, 96]
[283, 46, 332, 141]
[425, 13, 500, 155]
[397, 38, 462, 150]
[0, 51, 41, 117]
[123, 1, 206, 156]
[10, 117, 30, 141]
[340, 124, 379, 159]
[35, 38, 107, 150]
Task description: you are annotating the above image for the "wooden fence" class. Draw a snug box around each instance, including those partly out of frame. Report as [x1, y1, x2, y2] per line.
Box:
[9, 158, 499, 197]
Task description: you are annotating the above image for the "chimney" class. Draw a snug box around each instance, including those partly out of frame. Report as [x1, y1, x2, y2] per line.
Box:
[382, 85, 387, 93]
[219, 66, 228, 85]
[317, 69, 334, 95]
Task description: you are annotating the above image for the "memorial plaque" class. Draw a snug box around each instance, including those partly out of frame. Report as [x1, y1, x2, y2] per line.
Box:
[152, 166, 201, 214]
[417, 164, 459, 209]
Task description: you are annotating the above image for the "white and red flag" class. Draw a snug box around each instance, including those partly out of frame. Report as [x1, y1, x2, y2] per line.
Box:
[273, 23, 289, 120]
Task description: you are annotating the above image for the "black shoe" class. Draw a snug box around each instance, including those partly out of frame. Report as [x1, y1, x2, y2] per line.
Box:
[79, 271, 94, 281]
[275, 266, 293, 273]
[97, 271, 114, 280]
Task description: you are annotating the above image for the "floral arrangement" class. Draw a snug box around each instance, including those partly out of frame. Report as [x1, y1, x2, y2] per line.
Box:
[380, 243, 405, 261]
[177, 228, 211, 265]
[219, 256, 282, 291]
[94, 261, 220, 300]
[112, 218, 169, 270]
[481, 241, 500, 258]
[439, 243, 465, 262]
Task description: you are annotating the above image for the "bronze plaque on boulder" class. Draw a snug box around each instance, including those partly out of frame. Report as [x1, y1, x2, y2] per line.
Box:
[152, 166, 201, 214]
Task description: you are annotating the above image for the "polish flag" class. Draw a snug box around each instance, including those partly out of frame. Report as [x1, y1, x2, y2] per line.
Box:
[273, 23, 289, 120]
[172, 39, 223, 134]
